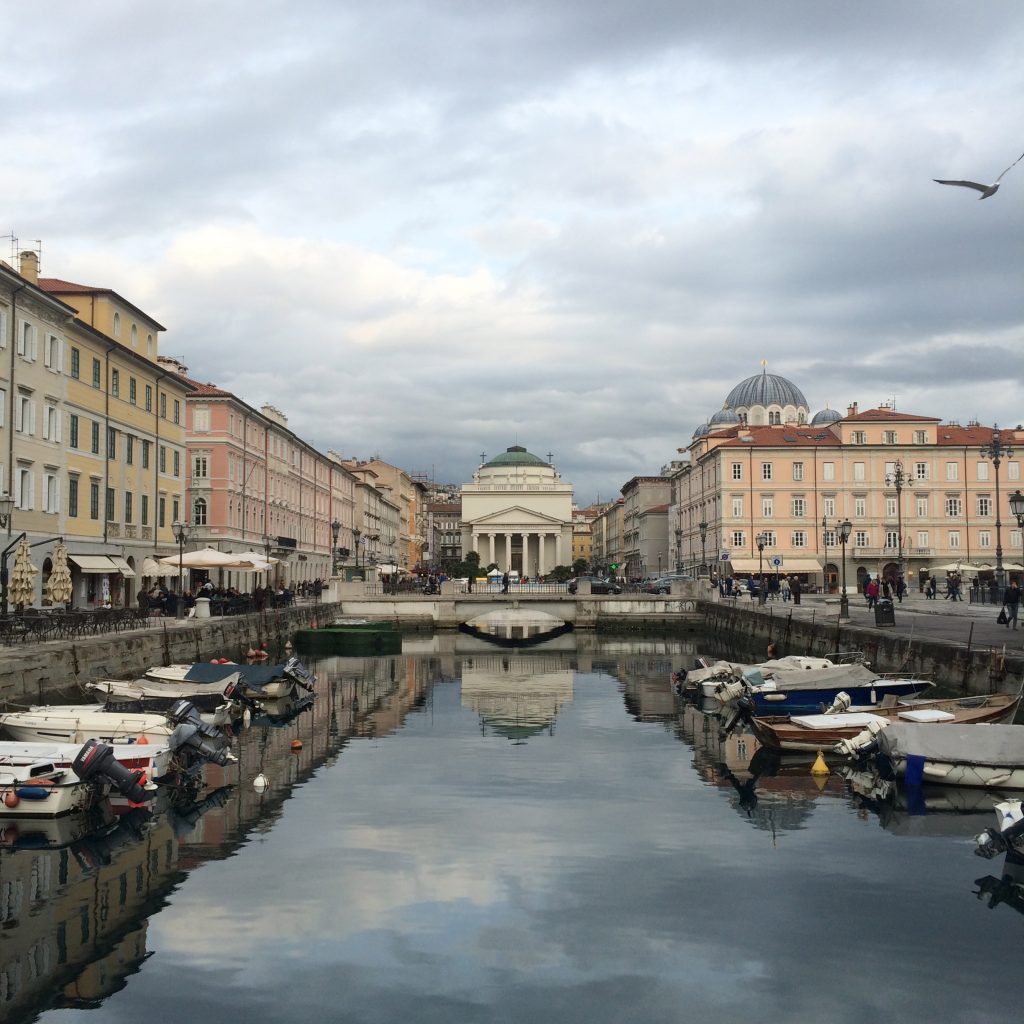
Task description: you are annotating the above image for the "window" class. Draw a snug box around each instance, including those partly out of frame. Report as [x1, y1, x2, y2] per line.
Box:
[105, 487, 115, 522]
[90, 481, 99, 520]
[731, 531, 745, 548]
[194, 407, 210, 432]
[131, 323, 138, 347]
[43, 404, 61, 442]
[68, 477, 78, 518]
[853, 462, 865, 481]
[193, 455, 208, 479]
[946, 462, 959, 481]
[855, 497, 866, 518]
[16, 394, 34, 435]
[107, 427, 117, 460]
[852, 431, 866, 445]
[886, 497, 897, 518]
[43, 473, 58, 513]
[792, 462, 804, 481]
[141, 494, 149, 526]
[761, 530, 776, 547]
[917, 531, 928, 547]
[883, 430, 897, 444]
[142, 440, 151, 469]
[44, 334, 61, 371]
[792, 497, 805, 517]
[761, 463, 772, 481]
[159, 393, 167, 418]
[68, 416, 79, 452]
[17, 321, 36, 359]
[111, 369, 120, 397]
[16, 467, 33, 509]
[979, 530, 991, 548]
[89, 421, 99, 454]
[762, 497, 773, 518]
[792, 530, 807, 547]
[126, 435, 134, 465]
[173, 399, 180, 424]
[885, 530, 899, 549]
[159, 446, 166, 473]
[92, 358, 101, 388]
[823, 497, 836, 517]
[823, 529, 836, 546]
[977, 462, 990, 481]
[124, 492, 133, 524]
[173, 450, 180, 477]
[1012, 530, 1023, 549]
[945, 496, 962, 517]
[193, 496, 208, 525]
[145, 384, 153, 411]
[1010, 462, 1021, 481]
[822, 462, 835, 481]
[977, 496, 991, 516]
[70, 347, 80, 378]
[129, 378, 137, 405]
[172, 497, 180, 522]
[915, 462, 928, 480]
[914, 430, 927, 444]
[113, 312, 121, 337]
[916, 496, 928, 517]
[854, 530, 869, 547]
[949, 530, 960, 549]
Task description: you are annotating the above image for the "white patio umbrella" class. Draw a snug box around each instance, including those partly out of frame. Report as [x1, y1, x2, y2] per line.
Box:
[45, 541, 73, 605]
[141, 556, 165, 576]
[230, 558, 275, 573]
[158, 547, 256, 569]
[233, 548, 280, 565]
[8, 538, 39, 608]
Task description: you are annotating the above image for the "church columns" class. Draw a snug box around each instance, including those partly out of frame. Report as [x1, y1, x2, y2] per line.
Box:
[504, 533, 512, 568]
[555, 530, 563, 568]
[488, 533, 496, 564]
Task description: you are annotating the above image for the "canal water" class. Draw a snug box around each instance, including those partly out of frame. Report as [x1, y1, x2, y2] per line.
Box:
[3, 635, 1022, 1024]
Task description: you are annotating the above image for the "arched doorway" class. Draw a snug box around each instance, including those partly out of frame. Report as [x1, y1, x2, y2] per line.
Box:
[855, 566, 869, 594]
[41, 557, 53, 606]
[823, 563, 838, 594]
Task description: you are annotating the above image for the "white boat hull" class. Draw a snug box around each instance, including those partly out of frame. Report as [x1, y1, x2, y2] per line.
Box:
[0, 705, 173, 744]
[892, 757, 1024, 789]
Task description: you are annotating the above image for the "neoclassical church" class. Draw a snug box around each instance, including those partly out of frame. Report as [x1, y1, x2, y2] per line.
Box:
[460, 446, 574, 576]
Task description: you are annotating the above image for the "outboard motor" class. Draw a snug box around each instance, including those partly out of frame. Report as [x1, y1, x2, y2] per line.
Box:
[824, 691, 852, 715]
[283, 656, 317, 693]
[166, 700, 231, 750]
[975, 800, 1024, 859]
[720, 694, 757, 736]
[73, 739, 155, 804]
[168, 722, 237, 767]
[713, 679, 748, 707]
[833, 718, 887, 760]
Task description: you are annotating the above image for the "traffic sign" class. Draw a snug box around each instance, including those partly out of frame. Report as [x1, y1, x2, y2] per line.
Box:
[719, 551, 731, 561]
[770, 556, 784, 568]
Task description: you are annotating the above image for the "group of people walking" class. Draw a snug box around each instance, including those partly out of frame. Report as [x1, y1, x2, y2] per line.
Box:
[862, 574, 907, 608]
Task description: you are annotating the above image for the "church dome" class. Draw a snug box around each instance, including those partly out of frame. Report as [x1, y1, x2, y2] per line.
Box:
[483, 445, 549, 468]
[725, 370, 808, 410]
[709, 406, 741, 427]
[810, 407, 842, 426]
[692, 423, 711, 439]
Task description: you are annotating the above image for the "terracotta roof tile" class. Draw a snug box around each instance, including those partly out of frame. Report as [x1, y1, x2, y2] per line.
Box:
[845, 408, 940, 422]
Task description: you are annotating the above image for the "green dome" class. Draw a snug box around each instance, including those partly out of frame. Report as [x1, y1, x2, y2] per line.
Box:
[483, 445, 549, 468]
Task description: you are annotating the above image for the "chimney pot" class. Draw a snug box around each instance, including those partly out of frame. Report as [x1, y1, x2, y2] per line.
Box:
[18, 250, 38, 284]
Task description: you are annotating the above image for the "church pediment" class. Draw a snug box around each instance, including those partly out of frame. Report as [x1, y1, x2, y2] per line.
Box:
[468, 505, 567, 527]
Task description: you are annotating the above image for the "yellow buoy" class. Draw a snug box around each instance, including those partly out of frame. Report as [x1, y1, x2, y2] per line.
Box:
[811, 750, 830, 776]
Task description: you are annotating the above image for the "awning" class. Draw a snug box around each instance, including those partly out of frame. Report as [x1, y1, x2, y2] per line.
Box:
[108, 556, 136, 578]
[69, 554, 120, 574]
[727, 557, 824, 574]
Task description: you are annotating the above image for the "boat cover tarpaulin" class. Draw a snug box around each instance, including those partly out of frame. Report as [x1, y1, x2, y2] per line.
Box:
[877, 723, 1024, 767]
[174, 663, 289, 686]
[758, 663, 880, 693]
[687, 657, 837, 686]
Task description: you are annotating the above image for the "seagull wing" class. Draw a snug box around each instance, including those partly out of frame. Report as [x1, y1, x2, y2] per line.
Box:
[933, 178, 991, 193]
[994, 149, 1024, 183]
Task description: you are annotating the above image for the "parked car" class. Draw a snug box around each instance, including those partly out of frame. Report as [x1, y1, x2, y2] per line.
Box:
[567, 576, 622, 595]
[644, 575, 694, 594]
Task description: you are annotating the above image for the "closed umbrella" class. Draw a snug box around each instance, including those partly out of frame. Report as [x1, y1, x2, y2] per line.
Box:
[46, 541, 73, 605]
[8, 538, 38, 609]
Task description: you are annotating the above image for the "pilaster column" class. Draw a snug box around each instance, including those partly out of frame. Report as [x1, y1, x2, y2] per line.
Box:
[555, 530, 563, 567]
[505, 533, 512, 568]
[488, 533, 496, 564]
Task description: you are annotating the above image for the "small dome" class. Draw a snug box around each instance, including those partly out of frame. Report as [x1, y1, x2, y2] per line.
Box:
[692, 423, 711, 439]
[810, 407, 842, 426]
[482, 445, 549, 468]
[726, 370, 808, 410]
[709, 406, 740, 427]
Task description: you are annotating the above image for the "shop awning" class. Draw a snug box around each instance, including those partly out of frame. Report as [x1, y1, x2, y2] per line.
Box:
[69, 554, 120, 574]
[108, 556, 136, 578]
[727, 557, 824, 574]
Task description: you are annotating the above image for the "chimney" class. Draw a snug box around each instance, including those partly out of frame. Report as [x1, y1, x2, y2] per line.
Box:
[18, 250, 38, 284]
[847, 401, 858, 417]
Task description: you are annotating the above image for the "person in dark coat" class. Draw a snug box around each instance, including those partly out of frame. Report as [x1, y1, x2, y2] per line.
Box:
[789, 576, 801, 605]
[1004, 580, 1020, 629]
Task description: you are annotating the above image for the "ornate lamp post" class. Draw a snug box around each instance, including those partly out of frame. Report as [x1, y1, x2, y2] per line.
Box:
[674, 527, 682, 573]
[699, 519, 708, 575]
[262, 533, 273, 586]
[1010, 489, 1024, 585]
[981, 428, 1013, 589]
[821, 515, 829, 593]
[755, 531, 768, 605]
[838, 517, 852, 621]
[352, 526, 362, 571]
[0, 493, 16, 616]
[330, 519, 341, 574]
[172, 519, 191, 619]
[885, 459, 906, 581]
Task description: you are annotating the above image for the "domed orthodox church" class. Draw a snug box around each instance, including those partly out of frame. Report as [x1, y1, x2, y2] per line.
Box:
[460, 446, 574, 576]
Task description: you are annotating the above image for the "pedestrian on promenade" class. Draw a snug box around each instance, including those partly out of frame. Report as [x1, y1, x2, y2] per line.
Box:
[502, 571, 510, 594]
[925, 574, 937, 600]
[790, 575, 801, 605]
[865, 576, 879, 609]
[949, 574, 963, 601]
[766, 642, 778, 659]
[1003, 580, 1020, 629]
[781, 575, 791, 601]
[896, 575, 906, 603]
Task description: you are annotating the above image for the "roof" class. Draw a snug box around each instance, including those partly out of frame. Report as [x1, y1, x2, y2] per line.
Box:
[845, 408, 940, 423]
[712, 426, 842, 448]
[38, 277, 167, 331]
[641, 503, 670, 514]
[725, 370, 808, 410]
[482, 445, 549, 468]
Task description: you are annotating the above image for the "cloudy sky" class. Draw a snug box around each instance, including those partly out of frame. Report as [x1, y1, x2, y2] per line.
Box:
[5, 1, 1023, 503]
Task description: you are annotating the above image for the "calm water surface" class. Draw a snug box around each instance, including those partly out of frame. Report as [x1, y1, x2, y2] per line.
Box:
[3, 635, 1022, 1024]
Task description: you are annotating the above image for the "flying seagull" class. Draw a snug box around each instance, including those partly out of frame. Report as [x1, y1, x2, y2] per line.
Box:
[934, 149, 1024, 199]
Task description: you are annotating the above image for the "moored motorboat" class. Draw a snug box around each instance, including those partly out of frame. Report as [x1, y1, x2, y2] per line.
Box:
[0, 704, 177, 744]
[748, 692, 1021, 754]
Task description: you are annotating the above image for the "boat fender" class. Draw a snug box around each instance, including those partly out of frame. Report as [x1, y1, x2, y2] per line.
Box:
[253, 773, 268, 791]
[290, 739, 303, 751]
[3, 790, 20, 808]
[15, 786, 54, 801]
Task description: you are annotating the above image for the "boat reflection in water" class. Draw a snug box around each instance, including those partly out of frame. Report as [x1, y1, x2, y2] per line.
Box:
[975, 854, 1024, 917]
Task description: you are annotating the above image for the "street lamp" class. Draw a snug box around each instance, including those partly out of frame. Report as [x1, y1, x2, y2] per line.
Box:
[674, 528, 682, 573]
[352, 526, 362, 571]
[821, 515, 829, 593]
[330, 519, 341, 574]
[1010, 489, 1024, 586]
[262, 533, 273, 587]
[838, 518, 852, 621]
[755, 531, 768, 605]
[0, 493, 17, 616]
[981, 427, 1013, 589]
[885, 459, 906, 581]
[172, 519, 191, 619]
[0, 493, 12, 532]
[699, 519, 708, 575]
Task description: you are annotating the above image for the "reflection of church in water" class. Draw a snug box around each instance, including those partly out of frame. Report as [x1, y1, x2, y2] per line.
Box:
[460, 654, 573, 741]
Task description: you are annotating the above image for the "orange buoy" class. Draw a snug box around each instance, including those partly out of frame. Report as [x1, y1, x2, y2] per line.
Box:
[290, 739, 303, 751]
[311, 620, 317, 629]
[137, 734, 149, 745]
[4, 790, 19, 808]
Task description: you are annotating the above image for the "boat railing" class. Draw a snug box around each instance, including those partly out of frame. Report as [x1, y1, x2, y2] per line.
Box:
[821, 650, 867, 665]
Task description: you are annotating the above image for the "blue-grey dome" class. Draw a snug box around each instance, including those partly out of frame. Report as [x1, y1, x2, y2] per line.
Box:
[692, 422, 711, 439]
[709, 406, 741, 427]
[725, 370, 808, 410]
[810, 407, 842, 426]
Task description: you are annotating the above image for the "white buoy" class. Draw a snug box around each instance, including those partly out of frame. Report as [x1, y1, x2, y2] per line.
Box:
[253, 773, 268, 792]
